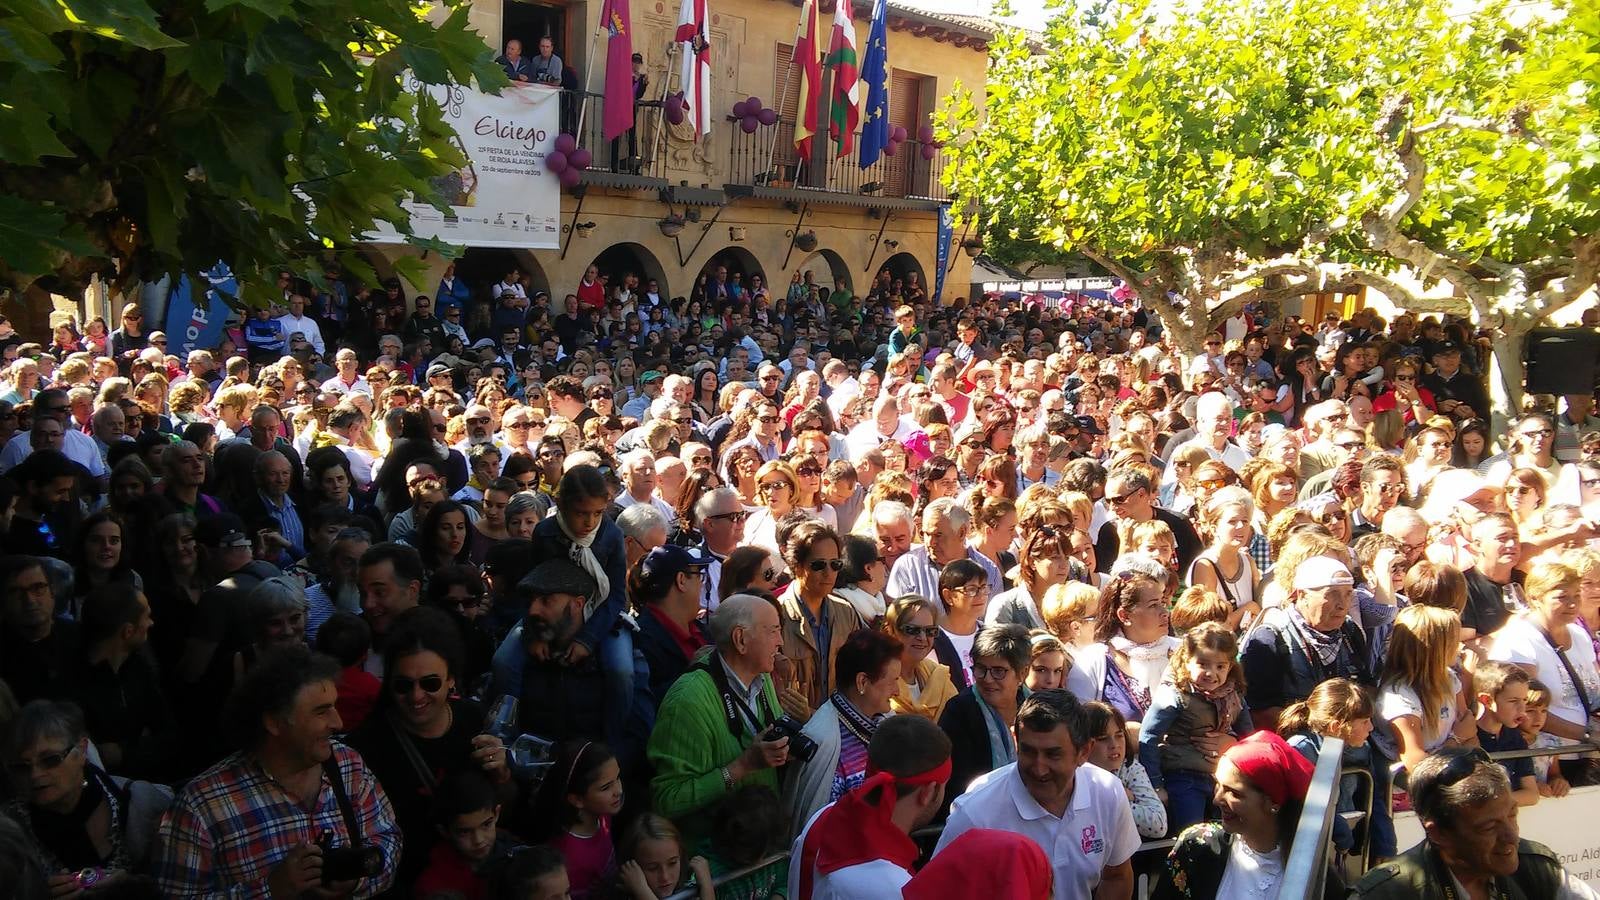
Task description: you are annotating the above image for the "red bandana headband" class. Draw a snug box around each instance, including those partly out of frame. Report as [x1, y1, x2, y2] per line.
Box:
[798, 757, 954, 899]
[1223, 730, 1314, 807]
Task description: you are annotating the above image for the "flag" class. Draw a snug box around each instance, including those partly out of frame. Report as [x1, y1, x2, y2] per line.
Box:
[793, 0, 823, 158]
[858, 0, 890, 168]
[600, 0, 634, 142]
[826, 0, 861, 156]
[675, 0, 713, 140]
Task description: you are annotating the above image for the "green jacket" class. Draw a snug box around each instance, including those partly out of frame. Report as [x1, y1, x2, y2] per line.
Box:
[647, 663, 782, 842]
[1350, 838, 1564, 900]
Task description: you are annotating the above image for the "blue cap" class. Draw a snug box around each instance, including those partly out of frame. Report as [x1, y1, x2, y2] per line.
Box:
[641, 545, 712, 584]
[1074, 414, 1103, 435]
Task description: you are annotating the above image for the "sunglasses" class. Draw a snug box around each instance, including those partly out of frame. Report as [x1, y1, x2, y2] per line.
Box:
[1197, 478, 1231, 489]
[758, 481, 789, 493]
[4, 745, 77, 777]
[391, 674, 446, 695]
[708, 510, 750, 523]
[806, 558, 844, 573]
[1413, 748, 1492, 814]
[757, 415, 780, 424]
[899, 624, 939, 639]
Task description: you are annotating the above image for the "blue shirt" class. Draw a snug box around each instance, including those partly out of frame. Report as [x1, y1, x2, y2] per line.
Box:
[258, 491, 305, 560]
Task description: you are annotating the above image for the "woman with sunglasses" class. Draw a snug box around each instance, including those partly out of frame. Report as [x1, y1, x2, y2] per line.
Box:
[3, 700, 174, 890]
[786, 453, 838, 529]
[350, 606, 511, 886]
[743, 460, 801, 556]
[775, 520, 863, 713]
[720, 444, 764, 506]
[986, 525, 1075, 631]
[1371, 357, 1436, 426]
[882, 595, 958, 722]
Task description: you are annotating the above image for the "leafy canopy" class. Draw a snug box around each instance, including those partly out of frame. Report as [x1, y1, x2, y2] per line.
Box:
[0, 0, 509, 301]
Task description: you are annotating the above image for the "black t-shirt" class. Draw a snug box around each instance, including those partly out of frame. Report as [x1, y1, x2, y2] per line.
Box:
[1463, 567, 1523, 637]
[1093, 506, 1203, 575]
[1479, 724, 1536, 786]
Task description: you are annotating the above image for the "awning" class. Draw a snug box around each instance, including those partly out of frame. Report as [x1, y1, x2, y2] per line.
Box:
[727, 184, 944, 212]
[659, 185, 726, 206]
[579, 171, 670, 192]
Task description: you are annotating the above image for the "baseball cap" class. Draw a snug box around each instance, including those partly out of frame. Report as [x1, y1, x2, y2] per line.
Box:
[640, 370, 665, 385]
[1292, 556, 1354, 591]
[1433, 340, 1462, 355]
[1073, 415, 1103, 435]
[195, 514, 252, 549]
[641, 545, 711, 586]
[426, 362, 453, 378]
[472, 338, 498, 351]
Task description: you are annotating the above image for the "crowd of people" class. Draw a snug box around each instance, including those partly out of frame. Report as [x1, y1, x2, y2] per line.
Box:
[0, 264, 1598, 900]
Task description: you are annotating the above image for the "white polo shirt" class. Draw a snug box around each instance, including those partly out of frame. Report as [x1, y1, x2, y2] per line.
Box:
[935, 762, 1140, 900]
[787, 805, 913, 900]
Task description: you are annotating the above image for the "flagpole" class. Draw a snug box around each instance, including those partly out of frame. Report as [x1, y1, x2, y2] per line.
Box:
[648, 39, 679, 178]
[762, 53, 798, 184]
[576, 22, 603, 138]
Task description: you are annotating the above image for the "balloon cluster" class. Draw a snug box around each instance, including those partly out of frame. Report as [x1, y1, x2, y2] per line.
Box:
[881, 125, 907, 156]
[916, 123, 942, 161]
[732, 96, 777, 134]
[664, 92, 686, 126]
[544, 133, 591, 188]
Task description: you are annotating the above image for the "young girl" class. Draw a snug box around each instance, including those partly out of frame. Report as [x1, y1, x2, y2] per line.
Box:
[531, 741, 625, 899]
[1084, 701, 1167, 840]
[1277, 678, 1377, 853]
[1377, 605, 1476, 775]
[1522, 680, 1572, 798]
[1026, 631, 1070, 691]
[1138, 622, 1252, 831]
[1186, 489, 1261, 631]
[615, 813, 714, 900]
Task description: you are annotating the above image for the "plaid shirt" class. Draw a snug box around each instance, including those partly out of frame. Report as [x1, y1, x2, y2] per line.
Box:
[154, 742, 401, 898]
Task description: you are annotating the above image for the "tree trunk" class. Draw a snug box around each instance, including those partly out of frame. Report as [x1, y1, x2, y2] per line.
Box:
[1486, 315, 1534, 437]
[1148, 296, 1213, 359]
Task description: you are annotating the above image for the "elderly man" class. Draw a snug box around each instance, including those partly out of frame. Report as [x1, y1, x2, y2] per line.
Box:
[871, 500, 915, 574]
[655, 454, 689, 510]
[321, 348, 371, 396]
[694, 487, 747, 614]
[615, 449, 677, 524]
[935, 690, 1139, 900]
[90, 404, 126, 462]
[649, 594, 790, 841]
[617, 504, 669, 572]
[237, 451, 307, 560]
[885, 499, 1001, 599]
[322, 406, 375, 487]
[1297, 399, 1353, 481]
[1352, 747, 1600, 899]
[1297, 426, 1372, 500]
[304, 527, 370, 643]
[1173, 392, 1251, 473]
[1241, 555, 1372, 734]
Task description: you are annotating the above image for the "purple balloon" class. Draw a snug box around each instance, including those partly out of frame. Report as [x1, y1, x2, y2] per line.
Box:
[917, 124, 935, 143]
[740, 115, 759, 134]
[891, 125, 907, 143]
[757, 107, 777, 127]
[569, 148, 593, 170]
[746, 95, 762, 112]
[732, 100, 750, 119]
[920, 142, 936, 160]
[545, 150, 568, 173]
[882, 139, 898, 156]
[664, 94, 685, 125]
[554, 133, 577, 155]
[559, 168, 582, 188]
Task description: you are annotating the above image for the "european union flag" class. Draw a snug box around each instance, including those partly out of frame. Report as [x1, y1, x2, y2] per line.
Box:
[858, 0, 890, 169]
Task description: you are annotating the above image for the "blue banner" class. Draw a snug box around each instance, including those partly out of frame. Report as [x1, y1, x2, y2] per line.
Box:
[165, 263, 237, 357]
[858, 0, 890, 169]
[933, 204, 953, 303]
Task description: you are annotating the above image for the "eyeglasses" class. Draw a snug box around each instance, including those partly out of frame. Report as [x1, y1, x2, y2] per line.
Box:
[899, 624, 939, 639]
[590, 389, 613, 399]
[432, 424, 447, 434]
[757, 415, 780, 424]
[506, 421, 530, 430]
[1520, 429, 1554, 439]
[691, 454, 713, 465]
[1335, 441, 1365, 451]
[972, 664, 1013, 682]
[708, 510, 749, 523]
[951, 583, 989, 598]
[1394, 375, 1416, 383]
[5, 746, 77, 776]
[468, 416, 491, 425]
[758, 481, 789, 493]
[761, 567, 778, 583]
[390, 674, 446, 695]
[1197, 477, 1231, 489]
[806, 558, 845, 573]
[1374, 482, 1405, 494]
[796, 465, 822, 477]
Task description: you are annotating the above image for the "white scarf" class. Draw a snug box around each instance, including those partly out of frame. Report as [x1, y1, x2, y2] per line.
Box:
[556, 512, 610, 621]
[1110, 634, 1173, 692]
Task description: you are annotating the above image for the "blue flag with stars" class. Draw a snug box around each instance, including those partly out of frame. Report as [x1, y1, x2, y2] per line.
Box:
[858, 0, 890, 169]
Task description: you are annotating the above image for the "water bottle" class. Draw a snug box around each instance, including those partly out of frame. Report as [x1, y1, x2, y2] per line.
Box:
[484, 695, 518, 743]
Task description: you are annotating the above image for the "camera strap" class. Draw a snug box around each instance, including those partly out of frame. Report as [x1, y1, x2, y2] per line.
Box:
[322, 756, 365, 848]
[693, 653, 777, 740]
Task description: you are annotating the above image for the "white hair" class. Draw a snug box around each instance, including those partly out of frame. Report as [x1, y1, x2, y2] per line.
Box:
[921, 497, 970, 531]
[620, 448, 656, 473]
[617, 503, 667, 540]
[873, 499, 914, 529]
[710, 594, 768, 649]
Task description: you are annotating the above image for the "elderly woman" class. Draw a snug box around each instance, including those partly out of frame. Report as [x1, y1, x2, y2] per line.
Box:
[937, 623, 1031, 806]
[832, 533, 889, 622]
[776, 520, 866, 713]
[783, 629, 904, 836]
[986, 524, 1074, 631]
[883, 594, 958, 722]
[3, 700, 173, 889]
[1152, 731, 1328, 900]
[231, 576, 309, 681]
[1065, 566, 1179, 744]
[932, 558, 992, 693]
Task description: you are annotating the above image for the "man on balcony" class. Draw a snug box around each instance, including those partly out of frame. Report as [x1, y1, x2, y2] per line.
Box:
[497, 39, 533, 83]
[531, 36, 564, 85]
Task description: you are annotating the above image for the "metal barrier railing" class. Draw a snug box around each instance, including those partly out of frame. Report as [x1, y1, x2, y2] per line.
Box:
[1281, 736, 1346, 900]
[663, 852, 789, 900]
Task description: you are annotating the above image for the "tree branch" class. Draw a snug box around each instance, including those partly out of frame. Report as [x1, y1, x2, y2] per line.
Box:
[1533, 236, 1600, 317]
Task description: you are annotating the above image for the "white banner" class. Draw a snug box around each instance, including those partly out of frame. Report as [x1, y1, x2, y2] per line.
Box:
[1393, 784, 1600, 892]
[370, 80, 561, 249]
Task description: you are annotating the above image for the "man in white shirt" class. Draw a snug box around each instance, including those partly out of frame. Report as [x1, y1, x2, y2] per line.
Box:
[789, 715, 951, 900]
[935, 690, 1140, 900]
[322, 406, 375, 487]
[320, 348, 371, 396]
[276, 294, 325, 355]
[844, 394, 918, 460]
[616, 449, 677, 524]
[0, 389, 108, 483]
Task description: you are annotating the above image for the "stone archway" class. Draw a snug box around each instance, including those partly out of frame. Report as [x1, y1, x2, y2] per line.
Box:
[797, 249, 852, 299]
[453, 248, 551, 302]
[588, 241, 671, 304]
[699, 245, 767, 299]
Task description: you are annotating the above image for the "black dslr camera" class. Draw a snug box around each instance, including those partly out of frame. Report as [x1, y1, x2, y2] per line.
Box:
[763, 715, 819, 763]
[319, 835, 383, 885]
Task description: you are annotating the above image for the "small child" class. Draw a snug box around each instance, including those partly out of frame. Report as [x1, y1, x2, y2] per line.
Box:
[703, 786, 786, 900]
[1521, 680, 1571, 797]
[1138, 622, 1252, 831]
[416, 771, 524, 900]
[1277, 678, 1377, 853]
[530, 741, 624, 900]
[1168, 585, 1232, 635]
[315, 611, 379, 731]
[1473, 661, 1539, 806]
[1084, 700, 1166, 839]
[1128, 519, 1181, 589]
[496, 844, 570, 900]
[1026, 631, 1069, 692]
[616, 813, 713, 900]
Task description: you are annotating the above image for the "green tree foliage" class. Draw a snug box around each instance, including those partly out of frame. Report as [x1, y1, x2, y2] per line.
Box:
[0, 0, 509, 302]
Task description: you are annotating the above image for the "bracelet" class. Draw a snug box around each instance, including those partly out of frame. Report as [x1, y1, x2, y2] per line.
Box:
[720, 766, 734, 791]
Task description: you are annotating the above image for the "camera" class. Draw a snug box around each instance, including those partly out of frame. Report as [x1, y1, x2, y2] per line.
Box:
[319, 837, 383, 885]
[762, 715, 818, 763]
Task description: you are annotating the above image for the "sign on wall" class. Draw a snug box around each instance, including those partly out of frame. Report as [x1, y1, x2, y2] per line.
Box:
[1393, 784, 1600, 893]
[370, 79, 561, 250]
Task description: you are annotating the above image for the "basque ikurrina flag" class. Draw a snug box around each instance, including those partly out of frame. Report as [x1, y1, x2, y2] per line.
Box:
[858, 0, 890, 167]
[826, 0, 861, 156]
[600, 0, 634, 141]
[675, 0, 713, 139]
[793, 0, 824, 158]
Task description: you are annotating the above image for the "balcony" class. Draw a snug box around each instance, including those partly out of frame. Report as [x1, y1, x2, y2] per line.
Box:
[727, 115, 951, 205]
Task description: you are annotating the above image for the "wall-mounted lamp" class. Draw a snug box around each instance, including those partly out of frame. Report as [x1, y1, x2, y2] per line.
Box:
[791, 229, 818, 252]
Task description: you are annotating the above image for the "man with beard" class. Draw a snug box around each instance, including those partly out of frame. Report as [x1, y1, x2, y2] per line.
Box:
[488, 558, 654, 769]
[304, 529, 371, 644]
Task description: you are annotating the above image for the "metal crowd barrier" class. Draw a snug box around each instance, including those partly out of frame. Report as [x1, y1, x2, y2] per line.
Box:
[663, 852, 789, 900]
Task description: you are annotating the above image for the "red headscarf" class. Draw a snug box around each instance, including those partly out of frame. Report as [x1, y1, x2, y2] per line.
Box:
[796, 757, 952, 899]
[1223, 730, 1315, 806]
[902, 829, 1053, 900]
